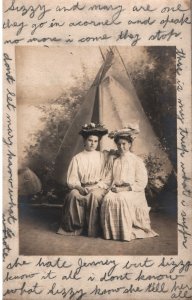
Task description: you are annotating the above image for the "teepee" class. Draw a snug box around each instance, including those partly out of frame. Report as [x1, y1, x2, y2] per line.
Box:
[54, 47, 172, 184]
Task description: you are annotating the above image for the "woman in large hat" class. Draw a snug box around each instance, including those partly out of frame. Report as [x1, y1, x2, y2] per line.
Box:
[58, 122, 109, 237]
[101, 124, 158, 241]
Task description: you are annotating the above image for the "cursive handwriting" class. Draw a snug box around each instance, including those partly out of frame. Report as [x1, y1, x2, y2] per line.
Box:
[4, 271, 39, 282]
[177, 79, 184, 92]
[178, 127, 189, 157]
[49, 19, 65, 28]
[7, 257, 31, 269]
[7, 149, 17, 225]
[68, 4, 124, 27]
[31, 21, 47, 35]
[123, 284, 143, 293]
[160, 13, 191, 29]
[3, 214, 14, 261]
[3, 53, 15, 84]
[3, 113, 14, 148]
[47, 283, 86, 300]
[177, 98, 184, 124]
[123, 257, 154, 269]
[76, 258, 118, 276]
[3, 0, 190, 47]
[3, 282, 43, 297]
[3, 49, 17, 262]
[116, 29, 141, 45]
[145, 282, 168, 293]
[135, 270, 183, 281]
[100, 271, 132, 282]
[180, 162, 191, 198]
[3, 19, 27, 36]
[78, 34, 111, 43]
[41, 270, 57, 280]
[158, 257, 192, 273]
[62, 269, 81, 281]
[36, 257, 72, 268]
[90, 285, 126, 296]
[69, 17, 120, 27]
[176, 48, 186, 76]
[91, 284, 143, 296]
[133, 4, 156, 12]
[161, 4, 190, 13]
[56, 2, 86, 12]
[7, 149, 15, 187]
[88, 4, 124, 20]
[171, 281, 192, 298]
[178, 210, 191, 249]
[4, 38, 25, 44]
[27, 36, 62, 43]
[149, 28, 181, 41]
[6, 89, 16, 111]
[128, 16, 156, 25]
[4, 0, 51, 20]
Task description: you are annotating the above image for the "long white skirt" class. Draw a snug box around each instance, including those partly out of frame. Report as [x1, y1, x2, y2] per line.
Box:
[101, 190, 158, 241]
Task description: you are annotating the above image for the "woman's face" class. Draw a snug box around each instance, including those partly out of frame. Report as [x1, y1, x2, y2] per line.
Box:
[84, 135, 99, 151]
[116, 138, 131, 154]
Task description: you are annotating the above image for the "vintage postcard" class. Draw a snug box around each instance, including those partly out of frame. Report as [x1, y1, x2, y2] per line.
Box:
[3, 0, 192, 299]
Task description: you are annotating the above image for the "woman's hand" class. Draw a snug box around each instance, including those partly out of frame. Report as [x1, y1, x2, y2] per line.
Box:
[111, 186, 123, 193]
[111, 184, 132, 193]
[75, 186, 89, 196]
[109, 149, 118, 156]
[111, 185, 117, 193]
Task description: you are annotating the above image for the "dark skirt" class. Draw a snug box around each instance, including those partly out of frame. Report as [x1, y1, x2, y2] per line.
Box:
[57, 188, 107, 237]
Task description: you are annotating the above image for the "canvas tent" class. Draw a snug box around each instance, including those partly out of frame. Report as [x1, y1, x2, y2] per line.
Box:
[54, 47, 172, 184]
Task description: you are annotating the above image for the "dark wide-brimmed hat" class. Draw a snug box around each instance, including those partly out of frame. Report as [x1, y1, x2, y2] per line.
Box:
[79, 122, 108, 138]
[108, 123, 140, 140]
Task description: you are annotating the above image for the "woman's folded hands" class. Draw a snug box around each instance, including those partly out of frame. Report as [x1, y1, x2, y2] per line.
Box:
[111, 184, 132, 193]
[75, 185, 89, 196]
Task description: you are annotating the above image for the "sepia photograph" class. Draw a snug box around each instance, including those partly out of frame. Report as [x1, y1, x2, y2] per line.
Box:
[16, 46, 177, 256]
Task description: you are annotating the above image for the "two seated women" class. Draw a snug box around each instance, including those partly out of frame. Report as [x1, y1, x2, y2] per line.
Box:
[57, 122, 158, 241]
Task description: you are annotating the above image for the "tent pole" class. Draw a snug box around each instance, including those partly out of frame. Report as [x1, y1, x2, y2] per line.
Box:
[99, 47, 105, 61]
[114, 46, 134, 85]
[98, 84, 104, 150]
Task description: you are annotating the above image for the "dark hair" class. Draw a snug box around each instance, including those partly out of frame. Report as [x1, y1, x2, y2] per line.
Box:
[82, 133, 102, 141]
[114, 135, 133, 145]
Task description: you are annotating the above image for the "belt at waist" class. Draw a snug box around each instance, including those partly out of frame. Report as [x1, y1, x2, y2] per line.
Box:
[81, 182, 98, 187]
[115, 183, 130, 187]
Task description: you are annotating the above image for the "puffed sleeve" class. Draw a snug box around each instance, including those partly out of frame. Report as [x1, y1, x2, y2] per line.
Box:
[131, 158, 148, 192]
[67, 156, 81, 189]
[97, 151, 113, 189]
[97, 167, 113, 189]
[103, 166, 113, 187]
[99, 154, 115, 188]
[103, 149, 118, 172]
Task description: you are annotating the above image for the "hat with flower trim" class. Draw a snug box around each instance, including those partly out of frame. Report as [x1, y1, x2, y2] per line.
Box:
[79, 122, 108, 138]
[108, 123, 140, 140]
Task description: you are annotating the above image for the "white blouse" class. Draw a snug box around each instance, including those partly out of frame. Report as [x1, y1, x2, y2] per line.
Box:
[67, 150, 107, 189]
[106, 152, 148, 192]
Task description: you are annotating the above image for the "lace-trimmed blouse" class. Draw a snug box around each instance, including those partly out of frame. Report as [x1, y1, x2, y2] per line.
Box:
[67, 150, 107, 189]
[110, 152, 148, 191]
